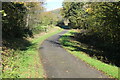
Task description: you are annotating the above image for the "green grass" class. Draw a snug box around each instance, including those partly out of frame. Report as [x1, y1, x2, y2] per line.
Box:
[59, 30, 119, 79]
[18, 27, 63, 78]
[2, 27, 63, 78]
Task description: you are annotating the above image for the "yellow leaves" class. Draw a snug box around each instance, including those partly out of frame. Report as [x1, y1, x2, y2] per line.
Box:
[3, 13, 7, 16]
[13, 2, 24, 4]
[2, 46, 14, 56]
[0, 10, 7, 16]
[86, 8, 92, 13]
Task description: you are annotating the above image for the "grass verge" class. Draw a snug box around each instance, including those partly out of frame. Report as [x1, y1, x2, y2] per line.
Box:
[19, 27, 63, 78]
[59, 30, 119, 79]
[2, 27, 63, 78]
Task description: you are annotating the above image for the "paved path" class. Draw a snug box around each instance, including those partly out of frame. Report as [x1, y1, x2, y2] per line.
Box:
[40, 30, 108, 78]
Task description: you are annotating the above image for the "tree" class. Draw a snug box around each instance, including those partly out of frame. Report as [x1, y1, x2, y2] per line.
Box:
[61, 2, 120, 66]
[2, 2, 44, 39]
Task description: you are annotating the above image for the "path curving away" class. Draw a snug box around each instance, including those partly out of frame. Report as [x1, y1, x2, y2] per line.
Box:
[39, 30, 108, 78]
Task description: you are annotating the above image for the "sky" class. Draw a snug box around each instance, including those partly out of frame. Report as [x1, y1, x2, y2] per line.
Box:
[45, 0, 64, 11]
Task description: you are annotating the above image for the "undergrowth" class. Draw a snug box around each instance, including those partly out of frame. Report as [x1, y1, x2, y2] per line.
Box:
[2, 26, 63, 78]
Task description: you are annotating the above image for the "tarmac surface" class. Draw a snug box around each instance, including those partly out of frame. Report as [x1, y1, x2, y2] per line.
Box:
[40, 30, 108, 78]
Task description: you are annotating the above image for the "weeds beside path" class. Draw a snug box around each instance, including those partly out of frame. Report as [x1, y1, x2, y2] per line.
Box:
[19, 27, 63, 78]
[2, 27, 63, 78]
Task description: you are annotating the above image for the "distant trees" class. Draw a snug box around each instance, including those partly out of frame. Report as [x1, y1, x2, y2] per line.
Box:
[61, 2, 86, 28]
[39, 11, 60, 26]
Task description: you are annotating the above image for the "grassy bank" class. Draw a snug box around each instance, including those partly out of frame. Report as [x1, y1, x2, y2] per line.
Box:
[2, 27, 63, 78]
[19, 27, 63, 78]
[59, 30, 119, 79]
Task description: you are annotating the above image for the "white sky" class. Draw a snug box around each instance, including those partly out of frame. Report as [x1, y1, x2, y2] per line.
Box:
[45, 0, 64, 11]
